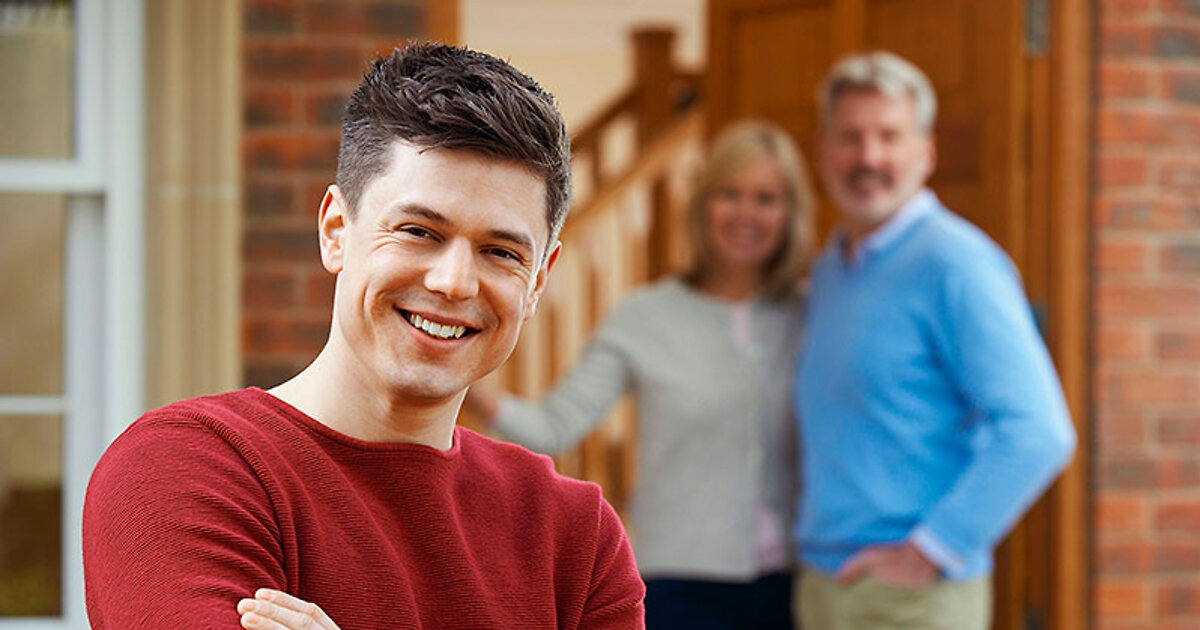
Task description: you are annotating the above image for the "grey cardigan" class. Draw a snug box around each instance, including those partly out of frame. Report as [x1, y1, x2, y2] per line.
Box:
[494, 277, 804, 580]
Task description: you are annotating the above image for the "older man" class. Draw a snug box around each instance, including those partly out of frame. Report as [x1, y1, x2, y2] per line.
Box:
[83, 43, 644, 630]
[792, 51, 1076, 630]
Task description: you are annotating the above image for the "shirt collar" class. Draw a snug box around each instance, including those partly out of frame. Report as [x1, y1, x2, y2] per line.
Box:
[838, 188, 938, 267]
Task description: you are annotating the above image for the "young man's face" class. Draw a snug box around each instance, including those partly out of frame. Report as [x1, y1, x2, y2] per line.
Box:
[819, 88, 935, 238]
[319, 141, 558, 403]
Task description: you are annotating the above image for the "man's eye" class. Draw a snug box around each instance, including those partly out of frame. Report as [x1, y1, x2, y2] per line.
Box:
[485, 247, 522, 262]
[399, 225, 432, 238]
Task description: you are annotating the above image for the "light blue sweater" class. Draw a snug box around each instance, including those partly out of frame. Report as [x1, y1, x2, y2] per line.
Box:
[793, 190, 1076, 580]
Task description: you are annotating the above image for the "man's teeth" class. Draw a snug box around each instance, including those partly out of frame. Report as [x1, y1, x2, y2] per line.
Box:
[408, 313, 467, 339]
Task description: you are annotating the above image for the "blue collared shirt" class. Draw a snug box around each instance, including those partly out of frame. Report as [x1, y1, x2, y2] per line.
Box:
[793, 189, 1076, 580]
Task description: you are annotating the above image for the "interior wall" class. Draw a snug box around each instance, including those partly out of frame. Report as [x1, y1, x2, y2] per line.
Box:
[461, 0, 705, 129]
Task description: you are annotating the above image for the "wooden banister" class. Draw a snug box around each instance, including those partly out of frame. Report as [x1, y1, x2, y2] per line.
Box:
[469, 27, 705, 518]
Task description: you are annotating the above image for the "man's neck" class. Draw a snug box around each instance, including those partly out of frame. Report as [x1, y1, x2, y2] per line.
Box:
[269, 344, 460, 450]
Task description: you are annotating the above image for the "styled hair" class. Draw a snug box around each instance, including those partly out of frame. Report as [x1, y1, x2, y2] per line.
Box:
[337, 42, 572, 252]
[818, 51, 937, 132]
[684, 120, 816, 299]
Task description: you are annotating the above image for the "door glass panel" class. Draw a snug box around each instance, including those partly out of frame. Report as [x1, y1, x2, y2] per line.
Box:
[0, 194, 65, 396]
[0, 414, 62, 616]
[0, 1, 75, 158]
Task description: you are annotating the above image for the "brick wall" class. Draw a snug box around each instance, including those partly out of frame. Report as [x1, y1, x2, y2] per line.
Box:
[1094, 1, 1200, 628]
[242, 0, 428, 387]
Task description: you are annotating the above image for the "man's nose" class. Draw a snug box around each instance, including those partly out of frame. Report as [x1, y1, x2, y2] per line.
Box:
[858, 136, 886, 167]
[424, 239, 479, 300]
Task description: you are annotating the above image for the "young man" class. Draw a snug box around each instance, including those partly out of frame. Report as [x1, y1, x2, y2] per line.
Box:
[83, 43, 645, 630]
[792, 52, 1077, 630]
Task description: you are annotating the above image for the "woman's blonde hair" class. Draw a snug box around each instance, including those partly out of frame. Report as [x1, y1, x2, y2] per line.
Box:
[684, 120, 816, 299]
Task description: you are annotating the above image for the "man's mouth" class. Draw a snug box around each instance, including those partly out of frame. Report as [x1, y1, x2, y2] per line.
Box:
[846, 168, 891, 192]
[400, 310, 477, 340]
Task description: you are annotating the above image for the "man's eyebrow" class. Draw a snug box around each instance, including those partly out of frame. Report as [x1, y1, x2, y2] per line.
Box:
[394, 203, 536, 255]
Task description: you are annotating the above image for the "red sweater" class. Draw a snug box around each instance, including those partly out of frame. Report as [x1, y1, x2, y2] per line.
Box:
[83, 388, 644, 629]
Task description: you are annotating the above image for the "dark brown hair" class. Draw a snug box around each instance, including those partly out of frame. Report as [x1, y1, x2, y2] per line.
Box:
[337, 42, 572, 250]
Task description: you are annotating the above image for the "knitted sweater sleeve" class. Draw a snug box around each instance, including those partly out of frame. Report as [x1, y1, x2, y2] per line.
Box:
[579, 498, 646, 630]
[83, 417, 285, 629]
[915, 247, 1076, 572]
[493, 300, 636, 455]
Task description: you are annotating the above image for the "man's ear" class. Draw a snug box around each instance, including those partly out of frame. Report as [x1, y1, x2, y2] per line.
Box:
[523, 241, 562, 321]
[318, 186, 347, 274]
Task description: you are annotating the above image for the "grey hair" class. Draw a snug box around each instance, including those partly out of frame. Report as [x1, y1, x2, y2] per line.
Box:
[818, 51, 937, 132]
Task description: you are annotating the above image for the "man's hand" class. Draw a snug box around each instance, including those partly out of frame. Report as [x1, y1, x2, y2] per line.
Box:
[835, 541, 940, 589]
[237, 589, 341, 630]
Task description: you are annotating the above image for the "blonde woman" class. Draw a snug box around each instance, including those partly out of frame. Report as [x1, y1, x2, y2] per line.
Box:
[468, 120, 815, 630]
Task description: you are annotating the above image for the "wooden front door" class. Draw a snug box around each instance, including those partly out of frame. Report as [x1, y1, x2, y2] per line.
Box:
[706, 1, 1090, 629]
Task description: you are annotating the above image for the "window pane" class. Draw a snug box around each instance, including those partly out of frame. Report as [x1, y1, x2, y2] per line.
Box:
[0, 414, 62, 616]
[0, 1, 75, 158]
[0, 194, 65, 395]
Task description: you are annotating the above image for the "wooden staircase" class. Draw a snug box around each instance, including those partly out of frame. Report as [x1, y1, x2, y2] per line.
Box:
[467, 28, 705, 515]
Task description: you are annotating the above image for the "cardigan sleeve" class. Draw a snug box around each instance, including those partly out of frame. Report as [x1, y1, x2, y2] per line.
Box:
[83, 417, 286, 629]
[914, 247, 1076, 575]
[493, 306, 635, 455]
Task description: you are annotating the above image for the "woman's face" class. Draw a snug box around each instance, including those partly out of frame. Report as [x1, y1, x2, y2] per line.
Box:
[705, 156, 790, 271]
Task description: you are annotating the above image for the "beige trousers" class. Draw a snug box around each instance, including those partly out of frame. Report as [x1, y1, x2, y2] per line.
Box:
[794, 568, 991, 630]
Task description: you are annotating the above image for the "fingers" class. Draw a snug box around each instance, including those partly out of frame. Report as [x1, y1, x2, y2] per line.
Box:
[835, 548, 877, 587]
[238, 589, 340, 630]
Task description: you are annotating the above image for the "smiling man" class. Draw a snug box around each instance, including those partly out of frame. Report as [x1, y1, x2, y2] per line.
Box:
[82, 43, 644, 630]
[791, 52, 1076, 630]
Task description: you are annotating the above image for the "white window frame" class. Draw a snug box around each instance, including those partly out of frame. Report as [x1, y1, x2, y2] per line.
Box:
[0, 1, 145, 628]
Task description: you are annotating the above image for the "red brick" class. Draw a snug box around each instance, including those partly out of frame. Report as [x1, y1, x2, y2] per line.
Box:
[1158, 328, 1200, 360]
[1160, 158, 1200, 194]
[1157, 26, 1200, 59]
[245, 177, 298, 218]
[1100, 23, 1155, 58]
[302, 87, 354, 128]
[1096, 411, 1148, 447]
[301, 2, 423, 38]
[1166, 69, 1200, 105]
[1158, 582, 1200, 615]
[1095, 493, 1149, 532]
[245, 0, 297, 35]
[243, 314, 331, 355]
[1094, 197, 1200, 230]
[1095, 283, 1200, 318]
[1160, 242, 1200, 273]
[244, 224, 321, 263]
[1095, 580, 1149, 617]
[244, 133, 340, 173]
[1099, 63, 1153, 100]
[1096, 153, 1150, 187]
[1098, 453, 1200, 490]
[1158, 111, 1200, 145]
[243, 360, 304, 389]
[245, 88, 296, 128]
[1099, 0, 1153, 14]
[243, 269, 299, 309]
[1162, 0, 1200, 18]
[1097, 370, 1200, 406]
[1156, 542, 1200, 572]
[1097, 109, 1162, 143]
[1160, 415, 1200, 444]
[1097, 540, 1156, 574]
[245, 41, 367, 82]
[1097, 239, 1150, 273]
[305, 270, 337, 307]
[1097, 324, 1151, 360]
[1157, 499, 1200, 533]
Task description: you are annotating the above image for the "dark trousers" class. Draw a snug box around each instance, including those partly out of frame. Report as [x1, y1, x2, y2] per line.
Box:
[644, 572, 795, 630]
